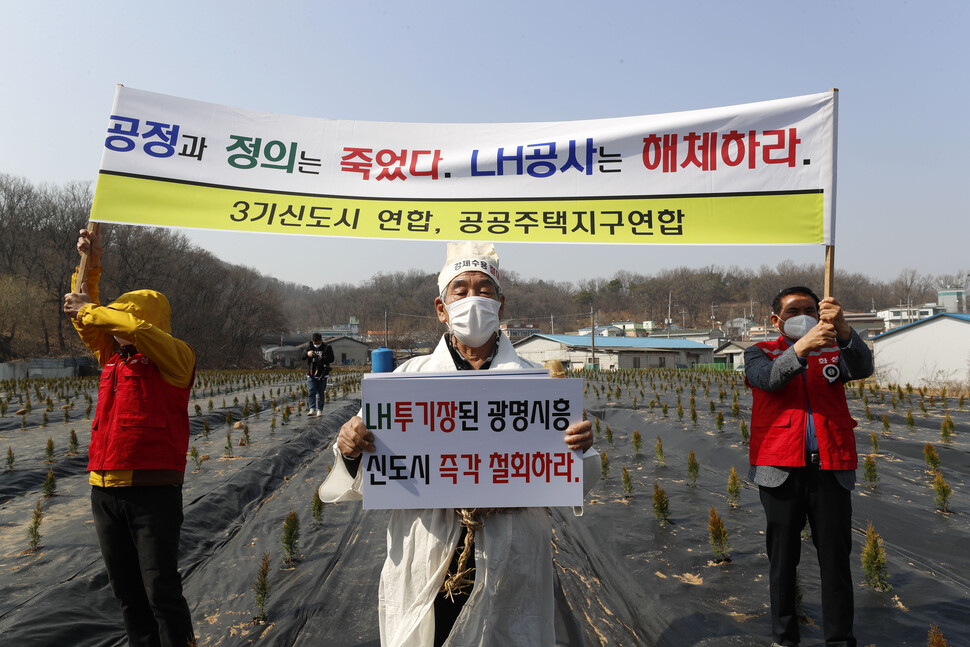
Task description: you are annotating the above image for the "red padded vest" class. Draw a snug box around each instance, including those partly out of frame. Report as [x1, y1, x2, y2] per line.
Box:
[748, 337, 858, 470]
[87, 353, 192, 472]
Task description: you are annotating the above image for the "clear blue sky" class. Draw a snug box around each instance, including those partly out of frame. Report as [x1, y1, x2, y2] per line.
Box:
[3, 1, 967, 289]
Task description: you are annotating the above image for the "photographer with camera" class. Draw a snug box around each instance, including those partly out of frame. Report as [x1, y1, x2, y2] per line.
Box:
[304, 333, 334, 416]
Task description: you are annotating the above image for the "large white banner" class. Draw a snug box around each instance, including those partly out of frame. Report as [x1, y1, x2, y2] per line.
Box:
[91, 86, 838, 245]
[360, 370, 584, 509]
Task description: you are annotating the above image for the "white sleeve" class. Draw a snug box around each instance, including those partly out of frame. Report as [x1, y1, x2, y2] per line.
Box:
[571, 448, 601, 517]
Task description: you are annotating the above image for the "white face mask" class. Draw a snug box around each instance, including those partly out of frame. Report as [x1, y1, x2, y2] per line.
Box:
[445, 296, 501, 348]
[782, 314, 817, 340]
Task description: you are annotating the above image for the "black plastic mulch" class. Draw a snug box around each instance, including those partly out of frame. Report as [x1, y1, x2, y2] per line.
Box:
[2, 381, 968, 646]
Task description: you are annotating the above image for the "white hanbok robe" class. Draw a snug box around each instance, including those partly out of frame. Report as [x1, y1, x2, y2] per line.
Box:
[319, 334, 598, 647]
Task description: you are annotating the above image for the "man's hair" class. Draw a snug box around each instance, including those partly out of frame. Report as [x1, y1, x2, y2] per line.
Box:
[772, 286, 820, 314]
[311, 332, 322, 342]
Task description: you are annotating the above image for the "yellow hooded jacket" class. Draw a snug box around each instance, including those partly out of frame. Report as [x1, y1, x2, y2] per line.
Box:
[71, 266, 196, 486]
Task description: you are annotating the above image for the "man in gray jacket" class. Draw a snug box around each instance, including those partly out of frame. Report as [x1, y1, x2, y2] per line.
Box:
[745, 286, 873, 647]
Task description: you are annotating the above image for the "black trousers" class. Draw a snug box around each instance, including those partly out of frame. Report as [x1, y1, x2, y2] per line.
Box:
[433, 526, 473, 647]
[91, 485, 195, 647]
[759, 466, 855, 647]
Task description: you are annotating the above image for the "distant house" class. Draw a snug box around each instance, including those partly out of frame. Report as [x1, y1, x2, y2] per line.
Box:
[327, 336, 370, 366]
[576, 325, 625, 337]
[261, 332, 313, 348]
[721, 317, 753, 340]
[315, 317, 361, 339]
[876, 304, 945, 331]
[843, 312, 886, 340]
[513, 334, 713, 371]
[937, 286, 967, 314]
[264, 335, 370, 368]
[263, 345, 307, 369]
[499, 321, 541, 343]
[872, 313, 970, 387]
[651, 328, 726, 347]
[608, 321, 650, 337]
[713, 341, 757, 371]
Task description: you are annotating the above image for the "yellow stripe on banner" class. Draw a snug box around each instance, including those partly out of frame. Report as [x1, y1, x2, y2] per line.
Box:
[91, 173, 824, 245]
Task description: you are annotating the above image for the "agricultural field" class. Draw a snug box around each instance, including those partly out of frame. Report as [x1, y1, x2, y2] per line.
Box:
[0, 367, 966, 646]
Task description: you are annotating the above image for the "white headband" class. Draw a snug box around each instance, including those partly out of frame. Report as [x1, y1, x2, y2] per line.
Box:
[437, 242, 501, 295]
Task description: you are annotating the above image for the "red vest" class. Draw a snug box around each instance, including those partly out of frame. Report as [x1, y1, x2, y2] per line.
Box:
[748, 337, 858, 470]
[87, 353, 193, 472]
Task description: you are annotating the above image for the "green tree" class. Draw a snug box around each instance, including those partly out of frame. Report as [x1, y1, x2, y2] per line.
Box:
[923, 443, 941, 471]
[687, 449, 699, 487]
[252, 551, 271, 623]
[941, 415, 955, 443]
[727, 466, 741, 508]
[281, 510, 301, 566]
[621, 466, 633, 498]
[312, 490, 325, 524]
[26, 499, 43, 552]
[861, 520, 890, 591]
[863, 454, 878, 488]
[654, 435, 666, 466]
[652, 481, 671, 525]
[42, 468, 56, 498]
[933, 471, 953, 513]
[632, 430, 643, 456]
[708, 507, 730, 562]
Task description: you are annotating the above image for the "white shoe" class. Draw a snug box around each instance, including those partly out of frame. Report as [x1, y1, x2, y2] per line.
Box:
[316, 409, 323, 416]
[308, 408, 317, 416]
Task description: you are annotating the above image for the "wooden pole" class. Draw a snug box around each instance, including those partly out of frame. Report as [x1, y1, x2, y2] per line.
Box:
[823, 244, 835, 298]
[76, 222, 102, 289]
[824, 89, 839, 300]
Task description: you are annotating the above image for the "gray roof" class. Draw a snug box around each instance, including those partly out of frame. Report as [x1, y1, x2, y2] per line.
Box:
[515, 334, 711, 350]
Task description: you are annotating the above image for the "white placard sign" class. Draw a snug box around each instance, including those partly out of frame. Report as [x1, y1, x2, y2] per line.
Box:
[360, 370, 584, 510]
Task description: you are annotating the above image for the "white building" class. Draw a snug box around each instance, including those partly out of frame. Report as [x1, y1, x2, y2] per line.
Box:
[872, 313, 970, 387]
[576, 325, 625, 337]
[876, 304, 945, 331]
[513, 334, 714, 371]
[938, 287, 967, 314]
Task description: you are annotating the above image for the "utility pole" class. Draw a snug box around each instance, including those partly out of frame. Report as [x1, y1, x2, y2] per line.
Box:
[666, 291, 672, 338]
[384, 308, 388, 347]
[550, 314, 554, 335]
[590, 308, 596, 370]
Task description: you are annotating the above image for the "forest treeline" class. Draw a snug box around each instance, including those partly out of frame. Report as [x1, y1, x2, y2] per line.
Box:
[1, 175, 964, 368]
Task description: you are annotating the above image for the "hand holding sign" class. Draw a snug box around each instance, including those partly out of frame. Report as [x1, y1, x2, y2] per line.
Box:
[337, 416, 375, 458]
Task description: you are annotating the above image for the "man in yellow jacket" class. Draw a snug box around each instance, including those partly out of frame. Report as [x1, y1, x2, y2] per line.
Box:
[64, 228, 197, 647]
